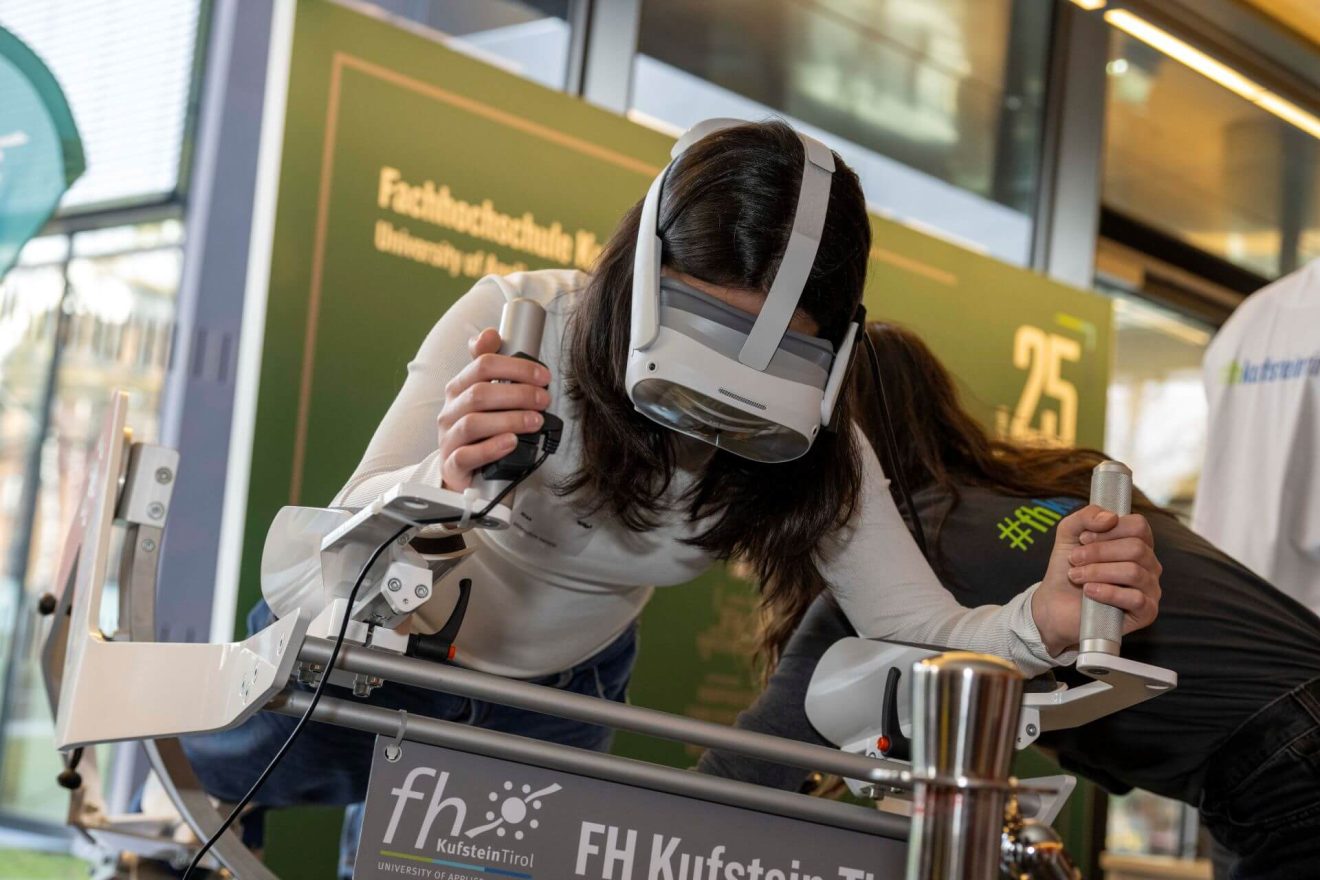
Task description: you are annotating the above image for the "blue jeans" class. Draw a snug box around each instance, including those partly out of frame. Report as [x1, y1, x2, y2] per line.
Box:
[1198, 676, 1320, 879]
[182, 601, 639, 869]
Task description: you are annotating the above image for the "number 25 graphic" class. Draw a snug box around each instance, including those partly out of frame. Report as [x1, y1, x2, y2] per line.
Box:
[1001, 325, 1080, 445]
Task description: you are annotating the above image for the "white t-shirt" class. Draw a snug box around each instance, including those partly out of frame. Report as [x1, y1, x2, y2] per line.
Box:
[332, 269, 1060, 677]
[1194, 259, 1320, 614]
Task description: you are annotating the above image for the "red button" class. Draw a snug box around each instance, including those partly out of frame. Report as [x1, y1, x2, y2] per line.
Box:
[877, 735, 892, 754]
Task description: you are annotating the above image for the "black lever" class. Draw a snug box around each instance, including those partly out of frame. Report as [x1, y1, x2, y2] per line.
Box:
[878, 666, 911, 761]
[407, 578, 472, 663]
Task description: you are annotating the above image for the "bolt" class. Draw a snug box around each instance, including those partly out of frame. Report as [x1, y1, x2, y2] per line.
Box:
[155, 467, 173, 484]
[1026, 723, 1038, 737]
[147, 502, 165, 520]
[352, 677, 371, 698]
[387, 577, 402, 592]
[385, 744, 402, 763]
[415, 585, 430, 599]
[141, 538, 157, 553]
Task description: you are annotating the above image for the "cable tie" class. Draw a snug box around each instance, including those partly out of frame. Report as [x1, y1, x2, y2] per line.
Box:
[459, 488, 480, 527]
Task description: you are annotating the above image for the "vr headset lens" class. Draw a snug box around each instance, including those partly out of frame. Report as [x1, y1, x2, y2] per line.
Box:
[630, 380, 810, 463]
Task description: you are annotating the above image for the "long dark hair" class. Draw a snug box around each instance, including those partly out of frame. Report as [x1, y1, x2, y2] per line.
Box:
[562, 120, 872, 665]
[853, 322, 1166, 589]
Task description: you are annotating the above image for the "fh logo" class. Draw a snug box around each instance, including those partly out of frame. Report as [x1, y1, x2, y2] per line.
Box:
[384, 768, 562, 849]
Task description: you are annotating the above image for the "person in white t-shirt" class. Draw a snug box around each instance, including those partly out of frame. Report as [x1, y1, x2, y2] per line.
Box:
[184, 121, 1162, 864]
[1194, 259, 1320, 614]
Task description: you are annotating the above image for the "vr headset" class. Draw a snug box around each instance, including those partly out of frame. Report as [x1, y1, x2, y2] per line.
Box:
[625, 118, 861, 463]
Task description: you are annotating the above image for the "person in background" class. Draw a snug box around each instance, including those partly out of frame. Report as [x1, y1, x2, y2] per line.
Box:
[699, 323, 1320, 880]
[1194, 258, 1320, 615]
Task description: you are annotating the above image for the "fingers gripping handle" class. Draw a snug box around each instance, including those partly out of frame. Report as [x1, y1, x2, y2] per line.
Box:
[1079, 461, 1133, 656]
[478, 298, 561, 485]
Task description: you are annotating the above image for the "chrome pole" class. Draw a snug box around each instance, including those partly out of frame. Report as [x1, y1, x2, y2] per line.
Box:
[907, 652, 1024, 880]
[270, 689, 909, 840]
[298, 636, 908, 786]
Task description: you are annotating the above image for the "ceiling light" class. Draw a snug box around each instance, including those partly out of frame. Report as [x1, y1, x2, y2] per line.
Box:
[1253, 92, 1320, 140]
[1105, 8, 1320, 143]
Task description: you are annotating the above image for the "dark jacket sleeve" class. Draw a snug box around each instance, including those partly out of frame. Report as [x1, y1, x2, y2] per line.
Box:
[695, 596, 856, 790]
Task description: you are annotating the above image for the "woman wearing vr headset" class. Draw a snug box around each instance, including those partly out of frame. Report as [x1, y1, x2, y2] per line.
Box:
[186, 120, 1162, 867]
[697, 323, 1320, 880]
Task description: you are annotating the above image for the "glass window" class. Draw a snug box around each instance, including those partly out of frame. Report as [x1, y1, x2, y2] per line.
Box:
[0, 224, 179, 825]
[1102, 290, 1213, 516]
[0, 1, 203, 211]
[1103, 29, 1320, 279]
[361, 0, 573, 91]
[632, 0, 1052, 265]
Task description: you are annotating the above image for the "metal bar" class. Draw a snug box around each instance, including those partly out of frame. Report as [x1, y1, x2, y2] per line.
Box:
[1031, 1, 1108, 287]
[272, 690, 909, 840]
[299, 637, 906, 786]
[578, 0, 641, 112]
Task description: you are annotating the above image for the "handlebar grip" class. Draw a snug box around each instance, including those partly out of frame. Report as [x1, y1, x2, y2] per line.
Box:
[1079, 460, 1132, 656]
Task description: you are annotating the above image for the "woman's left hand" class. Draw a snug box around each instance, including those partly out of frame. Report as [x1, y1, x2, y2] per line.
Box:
[1031, 506, 1163, 657]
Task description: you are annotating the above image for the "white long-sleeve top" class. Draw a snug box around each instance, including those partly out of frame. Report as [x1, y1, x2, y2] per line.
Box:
[332, 269, 1062, 678]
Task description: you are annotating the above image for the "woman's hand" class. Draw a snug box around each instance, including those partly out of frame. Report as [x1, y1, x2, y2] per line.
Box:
[1031, 506, 1162, 657]
[436, 328, 550, 490]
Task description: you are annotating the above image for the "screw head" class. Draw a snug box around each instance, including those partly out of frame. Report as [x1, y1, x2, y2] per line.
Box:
[1026, 723, 1038, 737]
[415, 585, 430, 599]
[147, 502, 165, 520]
[387, 577, 402, 592]
[155, 467, 173, 484]
[141, 538, 157, 553]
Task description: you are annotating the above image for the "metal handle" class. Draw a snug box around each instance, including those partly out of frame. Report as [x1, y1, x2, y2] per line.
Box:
[476, 298, 548, 488]
[496, 296, 546, 360]
[1079, 460, 1132, 656]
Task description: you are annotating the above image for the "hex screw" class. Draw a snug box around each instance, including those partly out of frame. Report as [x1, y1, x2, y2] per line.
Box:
[147, 502, 165, 520]
[1026, 723, 1038, 737]
[387, 578, 402, 592]
[141, 538, 157, 553]
[155, 467, 173, 484]
[415, 585, 430, 599]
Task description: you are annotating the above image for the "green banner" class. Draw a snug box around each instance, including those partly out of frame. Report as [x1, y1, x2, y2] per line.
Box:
[245, 2, 1112, 873]
[0, 25, 84, 277]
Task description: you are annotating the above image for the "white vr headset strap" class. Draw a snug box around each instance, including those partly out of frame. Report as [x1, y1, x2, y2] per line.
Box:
[739, 133, 835, 371]
[630, 170, 666, 351]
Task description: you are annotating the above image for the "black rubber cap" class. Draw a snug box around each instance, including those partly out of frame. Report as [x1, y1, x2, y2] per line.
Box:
[37, 593, 57, 616]
[57, 768, 82, 790]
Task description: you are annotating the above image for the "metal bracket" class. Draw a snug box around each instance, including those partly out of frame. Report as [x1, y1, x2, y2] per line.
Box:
[384, 709, 408, 763]
[1017, 653, 1178, 748]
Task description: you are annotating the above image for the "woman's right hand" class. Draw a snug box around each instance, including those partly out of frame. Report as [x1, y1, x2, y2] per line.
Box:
[437, 328, 550, 490]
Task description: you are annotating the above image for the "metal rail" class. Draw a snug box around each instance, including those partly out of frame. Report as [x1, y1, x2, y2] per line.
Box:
[299, 636, 909, 786]
[272, 689, 909, 840]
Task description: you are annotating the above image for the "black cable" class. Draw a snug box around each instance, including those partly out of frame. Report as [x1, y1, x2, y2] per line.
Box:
[861, 329, 929, 558]
[183, 455, 548, 877]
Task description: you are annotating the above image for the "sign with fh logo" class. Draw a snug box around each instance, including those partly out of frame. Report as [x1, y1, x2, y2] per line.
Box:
[356, 737, 905, 879]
